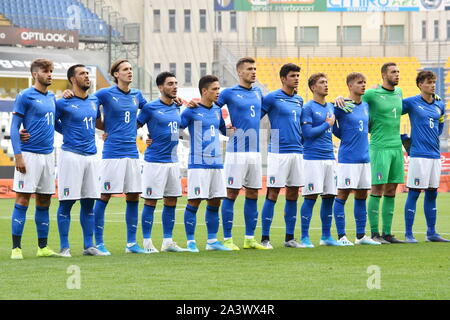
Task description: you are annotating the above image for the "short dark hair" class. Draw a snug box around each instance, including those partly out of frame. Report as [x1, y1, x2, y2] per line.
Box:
[279, 63, 300, 78]
[308, 73, 327, 91]
[67, 64, 86, 84]
[110, 59, 129, 83]
[236, 57, 255, 70]
[346, 72, 366, 85]
[156, 71, 176, 86]
[199, 75, 219, 94]
[416, 70, 437, 87]
[381, 62, 397, 74]
[30, 58, 53, 73]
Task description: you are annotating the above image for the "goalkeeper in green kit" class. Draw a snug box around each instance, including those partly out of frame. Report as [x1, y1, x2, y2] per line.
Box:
[336, 62, 405, 244]
[363, 62, 405, 244]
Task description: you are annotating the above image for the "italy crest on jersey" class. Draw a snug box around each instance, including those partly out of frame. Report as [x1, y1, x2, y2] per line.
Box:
[228, 177, 234, 185]
[215, 111, 220, 120]
[308, 183, 314, 191]
[377, 172, 383, 180]
[64, 188, 70, 197]
[146, 188, 152, 196]
[91, 101, 97, 111]
[414, 178, 420, 186]
[269, 176, 276, 185]
[133, 97, 138, 106]
[104, 182, 111, 191]
[18, 180, 24, 189]
[194, 187, 201, 196]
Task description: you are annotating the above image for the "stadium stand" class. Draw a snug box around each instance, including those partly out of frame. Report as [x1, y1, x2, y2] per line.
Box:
[256, 56, 422, 134]
[0, 0, 119, 38]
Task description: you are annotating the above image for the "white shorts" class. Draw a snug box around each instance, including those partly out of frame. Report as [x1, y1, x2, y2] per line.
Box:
[57, 150, 100, 200]
[406, 157, 441, 189]
[187, 168, 226, 200]
[100, 158, 142, 194]
[302, 159, 337, 196]
[267, 153, 304, 188]
[337, 163, 371, 190]
[224, 152, 262, 189]
[13, 151, 55, 194]
[141, 162, 182, 199]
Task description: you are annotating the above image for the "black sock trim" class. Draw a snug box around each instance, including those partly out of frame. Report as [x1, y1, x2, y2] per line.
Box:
[383, 195, 395, 198]
[370, 195, 382, 198]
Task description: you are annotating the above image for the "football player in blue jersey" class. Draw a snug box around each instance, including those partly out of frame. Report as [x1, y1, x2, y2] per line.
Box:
[92, 59, 148, 254]
[137, 72, 186, 253]
[402, 70, 449, 243]
[55, 64, 107, 257]
[300, 73, 343, 248]
[216, 57, 267, 250]
[10, 58, 59, 259]
[332, 72, 380, 246]
[259, 63, 304, 249]
[180, 75, 234, 252]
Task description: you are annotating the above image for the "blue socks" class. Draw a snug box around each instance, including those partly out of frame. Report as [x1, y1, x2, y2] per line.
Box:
[162, 205, 176, 239]
[142, 204, 156, 239]
[424, 190, 438, 236]
[11, 204, 28, 237]
[35, 206, 50, 246]
[354, 198, 367, 236]
[184, 205, 198, 241]
[205, 205, 220, 240]
[221, 198, 235, 239]
[284, 199, 297, 236]
[261, 199, 276, 237]
[300, 198, 316, 239]
[57, 200, 76, 249]
[80, 199, 95, 249]
[333, 198, 346, 237]
[404, 190, 420, 237]
[125, 201, 139, 244]
[320, 197, 334, 238]
[94, 199, 108, 245]
[244, 198, 258, 236]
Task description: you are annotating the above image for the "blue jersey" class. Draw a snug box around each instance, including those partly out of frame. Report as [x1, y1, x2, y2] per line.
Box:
[300, 100, 335, 160]
[262, 89, 303, 154]
[55, 95, 101, 156]
[95, 85, 147, 159]
[137, 99, 181, 163]
[217, 85, 262, 153]
[13, 87, 56, 154]
[180, 103, 226, 169]
[402, 95, 445, 159]
[334, 102, 370, 163]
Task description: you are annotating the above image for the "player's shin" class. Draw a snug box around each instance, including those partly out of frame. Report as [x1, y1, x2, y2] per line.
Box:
[35, 206, 50, 248]
[205, 205, 220, 243]
[320, 197, 334, 238]
[261, 199, 276, 240]
[184, 205, 198, 242]
[300, 198, 316, 239]
[424, 190, 438, 236]
[284, 199, 297, 241]
[244, 197, 258, 238]
[125, 201, 139, 245]
[57, 200, 75, 249]
[333, 198, 346, 238]
[221, 198, 235, 240]
[11, 204, 28, 248]
[368, 195, 381, 234]
[381, 196, 395, 235]
[94, 199, 108, 245]
[404, 190, 420, 237]
[142, 204, 156, 240]
[80, 199, 95, 249]
[354, 198, 367, 238]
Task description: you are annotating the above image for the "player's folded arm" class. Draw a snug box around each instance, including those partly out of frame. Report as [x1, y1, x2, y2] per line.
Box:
[301, 121, 330, 139]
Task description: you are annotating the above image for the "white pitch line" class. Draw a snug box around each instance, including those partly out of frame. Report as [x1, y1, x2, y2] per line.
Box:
[0, 216, 448, 235]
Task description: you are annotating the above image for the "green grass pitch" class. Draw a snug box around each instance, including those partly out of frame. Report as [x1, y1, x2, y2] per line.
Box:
[0, 193, 449, 300]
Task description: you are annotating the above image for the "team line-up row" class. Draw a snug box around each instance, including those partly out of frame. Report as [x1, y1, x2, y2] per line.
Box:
[7, 56, 449, 260]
